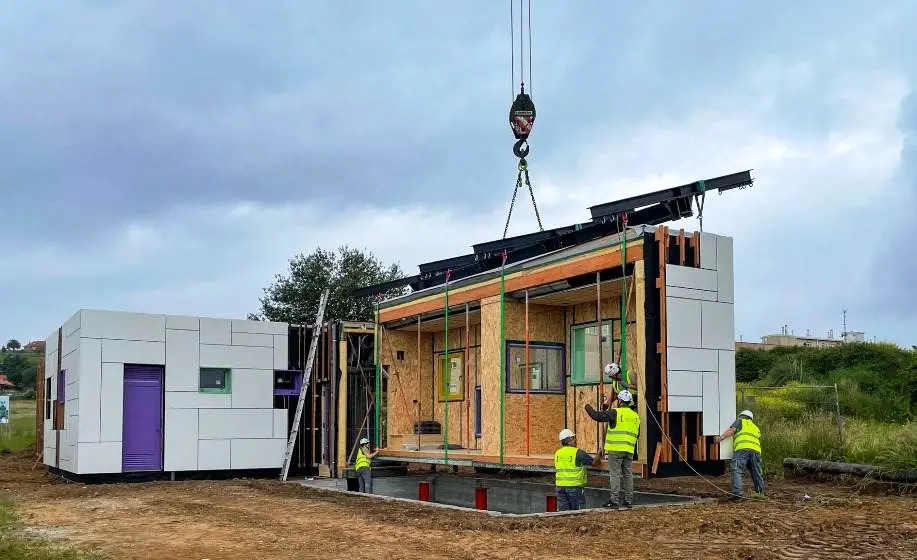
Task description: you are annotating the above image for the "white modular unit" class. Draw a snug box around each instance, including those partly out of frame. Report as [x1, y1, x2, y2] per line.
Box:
[42, 309, 290, 475]
[664, 232, 737, 459]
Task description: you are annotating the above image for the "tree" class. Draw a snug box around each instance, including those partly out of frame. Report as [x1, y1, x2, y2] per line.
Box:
[0, 353, 33, 387]
[251, 246, 410, 324]
[5, 339, 20, 351]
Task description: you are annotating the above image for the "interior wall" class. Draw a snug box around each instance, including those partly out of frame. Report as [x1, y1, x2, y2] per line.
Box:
[379, 327, 433, 448]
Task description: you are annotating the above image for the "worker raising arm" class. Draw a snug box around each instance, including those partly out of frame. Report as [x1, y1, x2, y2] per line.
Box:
[585, 390, 640, 509]
[354, 438, 384, 494]
[714, 410, 764, 499]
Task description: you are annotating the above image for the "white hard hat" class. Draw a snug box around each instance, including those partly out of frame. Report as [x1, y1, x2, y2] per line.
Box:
[359, 437, 370, 445]
[604, 362, 620, 376]
[558, 428, 575, 441]
[617, 390, 633, 403]
[739, 410, 754, 420]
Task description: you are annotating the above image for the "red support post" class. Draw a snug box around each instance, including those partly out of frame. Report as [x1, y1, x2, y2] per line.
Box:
[418, 481, 431, 502]
[475, 487, 488, 510]
[545, 494, 558, 512]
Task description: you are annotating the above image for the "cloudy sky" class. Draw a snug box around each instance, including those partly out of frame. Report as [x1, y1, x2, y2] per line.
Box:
[2, 1, 916, 347]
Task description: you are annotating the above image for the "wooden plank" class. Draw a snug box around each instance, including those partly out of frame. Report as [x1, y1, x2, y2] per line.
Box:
[655, 227, 671, 461]
[35, 357, 45, 459]
[379, 243, 645, 323]
[651, 442, 662, 475]
[336, 339, 348, 476]
[692, 231, 701, 268]
[678, 229, 686, 265]
[633, 260, 649, 472]
[681, 412, 687, 460]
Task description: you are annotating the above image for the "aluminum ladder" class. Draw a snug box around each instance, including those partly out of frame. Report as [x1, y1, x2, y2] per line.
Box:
[279, 288, 329, 482]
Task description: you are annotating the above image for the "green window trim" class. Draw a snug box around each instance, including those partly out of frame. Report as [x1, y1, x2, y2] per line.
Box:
[570, 320, 637, 386]
[436, 350, 465, 402]
[199, 367, 232, 394]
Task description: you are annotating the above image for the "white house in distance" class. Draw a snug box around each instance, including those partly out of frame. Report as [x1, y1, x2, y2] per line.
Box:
[43, 309, 292, 476]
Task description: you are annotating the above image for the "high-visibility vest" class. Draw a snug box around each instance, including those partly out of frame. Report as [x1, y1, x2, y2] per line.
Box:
[605, 407, 640, 453]
[610, 379, 623, 396]
[734, 418, 762, 453]
[554, 446, 586, 487]
[355, 447, 371, 470]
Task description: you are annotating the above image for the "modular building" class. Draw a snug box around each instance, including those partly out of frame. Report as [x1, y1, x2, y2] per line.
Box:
[359, 171, 752, 477]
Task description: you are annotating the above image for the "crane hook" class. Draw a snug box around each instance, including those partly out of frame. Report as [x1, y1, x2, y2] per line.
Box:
[509, 84, 535, 159]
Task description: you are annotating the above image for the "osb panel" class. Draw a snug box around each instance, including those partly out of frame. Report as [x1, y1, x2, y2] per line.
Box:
[480, 295, 503, 457]
[432, 324, 481, 449]
[478, 297, 568, 457]
[501, 300, 566, 343]
[379, 328, 432, 442]
[503, 393, 566, 455]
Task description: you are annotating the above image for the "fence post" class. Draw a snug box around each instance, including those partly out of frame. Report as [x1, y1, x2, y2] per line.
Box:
[833, 382, 844, 445]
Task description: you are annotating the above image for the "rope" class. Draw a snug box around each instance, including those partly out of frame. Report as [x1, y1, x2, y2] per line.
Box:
[443, 270, 451, 465]
[509, 0, 514, 100]
[499, 250, 507, 465]
[374, 304, 381, 449]
[527, 0, 533, 94]
[518, 0, 524, 89]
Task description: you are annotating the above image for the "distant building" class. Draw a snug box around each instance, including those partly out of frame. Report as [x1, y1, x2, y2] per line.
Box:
[0, 373, 15, 390]
[24, 340, 46, 352]
[737, 330, 871, 350]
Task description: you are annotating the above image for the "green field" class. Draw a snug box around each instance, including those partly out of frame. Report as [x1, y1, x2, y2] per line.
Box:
[0, 399, 37, 453]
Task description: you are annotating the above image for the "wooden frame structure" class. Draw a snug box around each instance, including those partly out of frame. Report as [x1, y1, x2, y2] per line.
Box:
[371, 225, 736, 477]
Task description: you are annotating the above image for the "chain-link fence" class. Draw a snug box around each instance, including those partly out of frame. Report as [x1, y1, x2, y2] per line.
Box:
[736, 384, 845, 474]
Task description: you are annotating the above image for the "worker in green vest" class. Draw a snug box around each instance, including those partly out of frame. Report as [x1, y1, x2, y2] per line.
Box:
[715, 410, 764, 499]
[553, 428, 594, 510]
[355, 437, 383, 493]
[585, 389, 640, 509]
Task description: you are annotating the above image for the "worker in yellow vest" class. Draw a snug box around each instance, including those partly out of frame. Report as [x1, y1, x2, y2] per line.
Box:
[714, 410, 764, 499]
[354, 437, 383, 493]
[585, 389, 640, 509]
[553, 428, 594, 510]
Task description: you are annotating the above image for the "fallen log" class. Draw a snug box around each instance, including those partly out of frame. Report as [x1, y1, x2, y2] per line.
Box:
[783, 457, 917, 483]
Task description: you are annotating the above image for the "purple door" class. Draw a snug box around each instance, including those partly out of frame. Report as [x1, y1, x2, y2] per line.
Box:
[122, 365, 164, 472]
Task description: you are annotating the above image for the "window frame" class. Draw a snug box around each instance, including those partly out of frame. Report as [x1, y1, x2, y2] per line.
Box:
[45, 376, 52, 420]
[435, 350, 465, 402]
[199, 367, 232, 394]
[569, 319, 637, 386]
[474, 385, 482, 437]
[504, 340, 566, 394]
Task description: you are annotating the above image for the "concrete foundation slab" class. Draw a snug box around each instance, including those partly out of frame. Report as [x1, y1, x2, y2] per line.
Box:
[291, 474, 709, 517]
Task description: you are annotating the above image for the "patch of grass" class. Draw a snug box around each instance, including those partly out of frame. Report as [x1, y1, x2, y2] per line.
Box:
[0, 496, 98, 559]
[758, 412, 917, 476]
[1, 400, 37, 453]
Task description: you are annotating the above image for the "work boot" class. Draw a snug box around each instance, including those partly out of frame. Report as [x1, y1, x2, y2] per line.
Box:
[604, 501, 619, 508]
[620, 503, 633, 510]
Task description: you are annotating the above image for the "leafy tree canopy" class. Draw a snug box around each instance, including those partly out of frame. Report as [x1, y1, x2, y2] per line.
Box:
[250, 246, 409, 324]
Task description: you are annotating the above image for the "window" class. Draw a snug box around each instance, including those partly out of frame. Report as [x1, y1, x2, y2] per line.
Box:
[570, 320, 638, 385]
[436, 351, 464, 401]
[505, 341, 565, 393]
[45, 377, 52, 420]
[200, 368, 231, 393]
[474, 386, 482, 437]
[571, 323, 614, 385]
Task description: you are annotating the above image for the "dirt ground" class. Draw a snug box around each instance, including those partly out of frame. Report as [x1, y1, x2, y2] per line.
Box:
[1, 450, 915, 560]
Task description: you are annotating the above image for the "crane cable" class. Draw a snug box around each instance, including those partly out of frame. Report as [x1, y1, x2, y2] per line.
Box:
[504, 0, 543, 239]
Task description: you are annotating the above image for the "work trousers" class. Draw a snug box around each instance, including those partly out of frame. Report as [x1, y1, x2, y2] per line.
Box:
[731, 449, 764, 497]
[607, 450, 634, 506]
[555, 487, 585, 511]
[357, 467, 373, 493]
